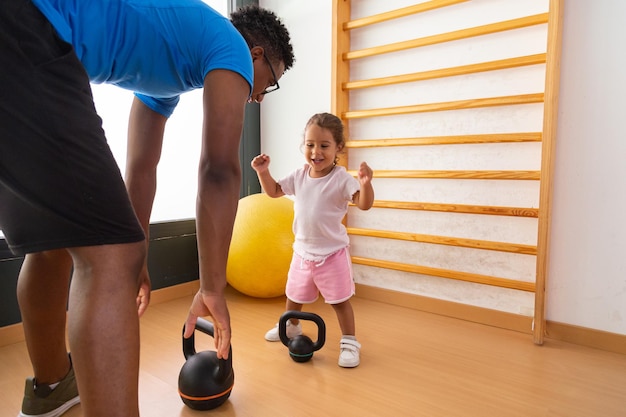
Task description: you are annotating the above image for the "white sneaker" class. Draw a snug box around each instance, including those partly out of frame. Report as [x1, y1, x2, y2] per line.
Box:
[338, 337, 361, 368]
[264, 321, 302, 342]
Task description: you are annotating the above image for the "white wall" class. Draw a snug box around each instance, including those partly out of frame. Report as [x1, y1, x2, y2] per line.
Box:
[260, 1, 626, 336]
[258, 0, 333, 181]
[546, 0, 626, 335]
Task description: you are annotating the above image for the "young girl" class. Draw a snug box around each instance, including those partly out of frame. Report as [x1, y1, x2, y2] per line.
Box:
[251, 112, 374, 368]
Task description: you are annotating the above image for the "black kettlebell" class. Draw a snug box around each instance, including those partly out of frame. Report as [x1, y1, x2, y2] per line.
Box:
[279, 311, 326, 363]
[178, 318, 234, 410]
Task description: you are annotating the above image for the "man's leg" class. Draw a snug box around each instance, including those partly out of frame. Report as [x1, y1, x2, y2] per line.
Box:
[17, 250, 73, 385]
[66, 241, 145, 417]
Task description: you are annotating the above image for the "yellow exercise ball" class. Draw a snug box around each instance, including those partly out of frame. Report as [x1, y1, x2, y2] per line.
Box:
[227, 193, 294, 298]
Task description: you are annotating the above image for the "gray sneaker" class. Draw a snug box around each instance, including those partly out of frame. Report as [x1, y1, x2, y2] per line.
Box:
[18, 360, 80, 417]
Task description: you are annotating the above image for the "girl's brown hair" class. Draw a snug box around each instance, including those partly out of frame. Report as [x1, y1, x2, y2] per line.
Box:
[304, 112, 345, 148]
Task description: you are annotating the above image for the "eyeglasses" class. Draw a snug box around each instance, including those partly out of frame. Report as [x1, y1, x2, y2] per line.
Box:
[260, 55, 280, 95]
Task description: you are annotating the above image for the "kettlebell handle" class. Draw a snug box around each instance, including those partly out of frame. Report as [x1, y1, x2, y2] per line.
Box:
[278, 311, 326, 351]
[182, 318, 232, 376]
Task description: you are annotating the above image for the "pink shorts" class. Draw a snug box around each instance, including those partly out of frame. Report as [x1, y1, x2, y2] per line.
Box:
[285, 247, 355, 304]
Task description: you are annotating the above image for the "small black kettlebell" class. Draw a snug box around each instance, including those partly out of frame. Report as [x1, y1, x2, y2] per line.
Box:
[279, 311, 326, 363]
[178, 318, 234, 410]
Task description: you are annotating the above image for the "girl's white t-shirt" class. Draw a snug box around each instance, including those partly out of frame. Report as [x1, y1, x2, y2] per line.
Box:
[278, 165, 360, 261]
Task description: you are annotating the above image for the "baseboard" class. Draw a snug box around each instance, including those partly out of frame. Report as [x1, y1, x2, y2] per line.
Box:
[355, 283, 533, 334]
[0, 322, 24, 348]
[545, 320, 626, 355]
[3, 281, 625, 356]
[149, 280, 199, 305]
[354, 283, 626, 356]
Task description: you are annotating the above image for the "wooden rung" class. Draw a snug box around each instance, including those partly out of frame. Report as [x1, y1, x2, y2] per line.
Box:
[346, 132, 542, 148]
[344, 13, 549, 60]
[347, 227, 537, 255]
[344, 54, 547, 90]
[344, 0, 469, 30]
[352, 256, 536, 292]
[367, 200, 539, 218]
[344, 93, 544, 119]
[347, 169, 541, 180]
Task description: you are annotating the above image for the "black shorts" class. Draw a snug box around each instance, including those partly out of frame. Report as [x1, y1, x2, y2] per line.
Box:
[0, 0, 145, 256]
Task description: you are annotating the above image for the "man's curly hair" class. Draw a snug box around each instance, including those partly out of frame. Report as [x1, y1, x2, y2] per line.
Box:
[230, 5, 295, 72]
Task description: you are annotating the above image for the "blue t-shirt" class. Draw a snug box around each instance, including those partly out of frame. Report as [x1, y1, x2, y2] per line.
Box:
[32, 0, 253, 117]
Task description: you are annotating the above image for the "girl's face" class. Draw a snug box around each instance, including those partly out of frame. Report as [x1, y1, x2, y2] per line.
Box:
[303, 124, 341, 178]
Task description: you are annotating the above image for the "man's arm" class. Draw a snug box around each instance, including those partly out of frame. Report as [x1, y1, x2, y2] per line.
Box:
[126, 97, 168, 315]
[125, 97, 167, 233]
[184, 69, 250, 359]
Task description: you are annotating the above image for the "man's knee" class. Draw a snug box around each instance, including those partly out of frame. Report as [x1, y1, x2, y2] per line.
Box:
[69, 241, 146, 273]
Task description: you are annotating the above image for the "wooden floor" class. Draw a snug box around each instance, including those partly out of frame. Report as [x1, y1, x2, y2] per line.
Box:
[1, 285, 625, 417]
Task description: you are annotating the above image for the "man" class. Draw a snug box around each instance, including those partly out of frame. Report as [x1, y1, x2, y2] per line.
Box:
[0, 0, 294, 416]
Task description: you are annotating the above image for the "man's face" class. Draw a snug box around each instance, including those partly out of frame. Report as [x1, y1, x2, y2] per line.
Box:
[249, 54, 285, 103]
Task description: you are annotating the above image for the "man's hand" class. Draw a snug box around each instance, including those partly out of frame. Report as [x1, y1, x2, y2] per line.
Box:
[136, 265, 151, 317]
[184, 290, 231, 359]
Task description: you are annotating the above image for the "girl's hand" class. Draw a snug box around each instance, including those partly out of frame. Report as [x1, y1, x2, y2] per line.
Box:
[353, 161, 375, 210]
[358, 161, 373, 185]
[251, 154, 270, 173]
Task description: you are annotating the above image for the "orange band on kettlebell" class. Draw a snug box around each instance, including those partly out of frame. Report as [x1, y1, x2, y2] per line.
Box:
[178, 383, 234, 401]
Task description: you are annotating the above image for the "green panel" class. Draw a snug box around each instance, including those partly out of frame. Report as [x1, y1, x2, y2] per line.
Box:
[0, 257, 22, 327]
[147, 220, 199, 290]
[0, 220, 199, 327]
[230, 0, 258, 11]
[229, 0, 260, 198]
[240, 102, 261, 197]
